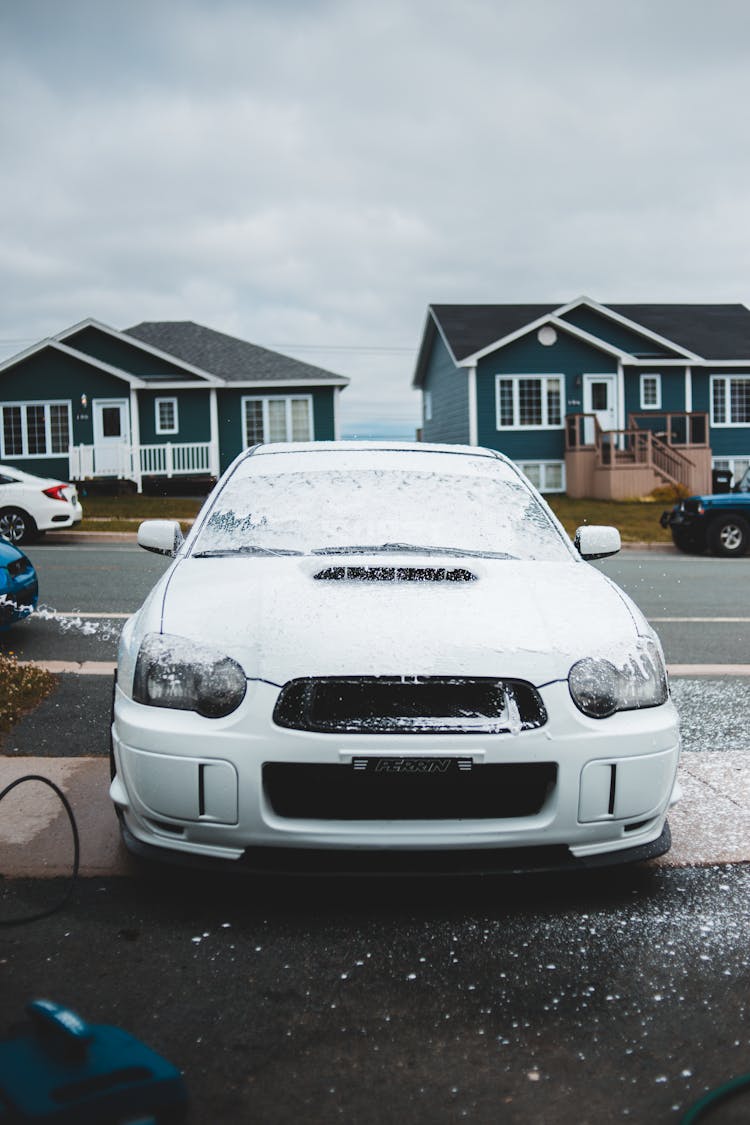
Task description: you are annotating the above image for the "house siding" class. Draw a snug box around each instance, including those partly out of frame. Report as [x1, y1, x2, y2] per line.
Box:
[475, 329, 615, 458]
[138, 389, 212, 445]
[624, 367, 686, 421]
[0, 349, 128, 479]
[561, 307, 674, 357]
[693, 367, 750, 457]
[420, 332, 469, 444]
[64, 326, 194, 379]
[216, 386, 336, 473]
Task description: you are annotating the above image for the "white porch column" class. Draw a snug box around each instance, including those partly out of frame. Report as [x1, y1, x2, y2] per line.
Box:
[209, 389, 220, 477]
[129, 388, 142, 493]
[467, 366, 478, 445]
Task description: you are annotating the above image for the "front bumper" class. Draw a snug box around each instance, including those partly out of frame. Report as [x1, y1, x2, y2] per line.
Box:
[0, 573, 38, 627]
[111, 679, 681, 869]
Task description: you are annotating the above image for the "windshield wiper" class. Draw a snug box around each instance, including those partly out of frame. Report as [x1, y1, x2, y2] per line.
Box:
[192, 545, 303, 558]
[311, 542, 518, 560]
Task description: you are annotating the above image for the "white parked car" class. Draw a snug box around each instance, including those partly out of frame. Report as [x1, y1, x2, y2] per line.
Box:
[111, 442, 680, 873]
[0, 465, 83, 543]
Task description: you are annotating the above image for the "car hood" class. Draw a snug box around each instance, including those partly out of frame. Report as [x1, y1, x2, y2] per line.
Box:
[150, 554, 648, 685]
[690, 493, 748, 508]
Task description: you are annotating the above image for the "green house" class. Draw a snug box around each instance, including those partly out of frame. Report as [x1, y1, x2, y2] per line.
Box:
[414, 297, 750, 497]
[0, 319, 349, 489]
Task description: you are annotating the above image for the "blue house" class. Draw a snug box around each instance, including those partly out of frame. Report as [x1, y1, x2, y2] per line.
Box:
[0, 319, 349, 490]
[413, 297, 750, 497]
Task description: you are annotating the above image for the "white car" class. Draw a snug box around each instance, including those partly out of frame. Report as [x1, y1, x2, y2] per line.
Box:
[0, 465, 83, 543]
[111, 442, 680, 873]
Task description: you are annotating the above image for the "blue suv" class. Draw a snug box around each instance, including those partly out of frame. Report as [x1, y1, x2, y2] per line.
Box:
[660, 468, 750, 556]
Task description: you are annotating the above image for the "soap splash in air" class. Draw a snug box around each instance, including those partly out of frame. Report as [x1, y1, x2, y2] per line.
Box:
[0, 597, 125, 641]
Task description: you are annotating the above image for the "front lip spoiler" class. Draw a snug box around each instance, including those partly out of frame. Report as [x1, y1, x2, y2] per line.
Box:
[121, 821, 671, 877]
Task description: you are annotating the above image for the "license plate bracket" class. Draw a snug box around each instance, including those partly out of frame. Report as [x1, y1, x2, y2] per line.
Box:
[351, 757, 473, 774]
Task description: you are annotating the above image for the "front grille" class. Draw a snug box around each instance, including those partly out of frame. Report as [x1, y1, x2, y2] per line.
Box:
[263, 762, 556, 820]
[273, 677, 547, 735]
[313, 566, 477, 583]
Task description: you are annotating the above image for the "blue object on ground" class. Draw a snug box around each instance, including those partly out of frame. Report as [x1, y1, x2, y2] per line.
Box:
[0, 999, 188, 1123]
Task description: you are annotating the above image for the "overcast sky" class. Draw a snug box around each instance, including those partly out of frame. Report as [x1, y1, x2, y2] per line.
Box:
[2, 0, 749, 437]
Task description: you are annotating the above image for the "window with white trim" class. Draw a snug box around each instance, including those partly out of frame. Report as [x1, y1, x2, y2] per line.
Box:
[1, 401, 72, 458]
[242, 395, 313, 447]
[712, 457, 750, 486]
[423, 391, 432, 422]
[711, 376, 750, 425]
[518, 461, 566, 493]
[495, 376, 563, 429]
[640, 373, 661, 409]
[155, 397, 178, 435]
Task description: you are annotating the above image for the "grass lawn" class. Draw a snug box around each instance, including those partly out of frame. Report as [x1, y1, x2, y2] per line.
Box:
[74, 491, 674, 543]
[547, 496, 672, 544]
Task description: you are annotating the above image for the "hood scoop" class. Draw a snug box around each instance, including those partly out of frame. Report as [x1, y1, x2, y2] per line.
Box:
[313, 565, 477, 584]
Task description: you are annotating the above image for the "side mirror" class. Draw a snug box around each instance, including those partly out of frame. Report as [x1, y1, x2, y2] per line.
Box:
[574, 525, 621, 561]
[137, 519, 185, 557]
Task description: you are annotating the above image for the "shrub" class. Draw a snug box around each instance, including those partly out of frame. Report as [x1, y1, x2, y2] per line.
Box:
[648, 483, 692, 504]
[0, 654, 56, 733]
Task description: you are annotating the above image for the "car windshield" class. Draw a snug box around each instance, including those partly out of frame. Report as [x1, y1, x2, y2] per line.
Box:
[191, 462, 572, 562]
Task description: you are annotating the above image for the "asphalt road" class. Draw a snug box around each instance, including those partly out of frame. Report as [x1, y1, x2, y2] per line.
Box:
[2, 543, 749, 667]
[2, 545, 749, 761]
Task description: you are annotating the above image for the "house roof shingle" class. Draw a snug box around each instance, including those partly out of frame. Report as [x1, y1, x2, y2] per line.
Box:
[124, 320, 349, 385]
[428, 301, 750, 365]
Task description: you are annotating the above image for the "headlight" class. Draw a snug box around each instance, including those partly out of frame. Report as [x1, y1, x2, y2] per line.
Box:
[568, 640, 668, 719]
[133, 633, 247, 718]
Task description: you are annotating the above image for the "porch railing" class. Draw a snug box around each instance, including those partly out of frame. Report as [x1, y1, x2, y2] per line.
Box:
[138, 442, 215, 476]
[69, 441, 219, 491]
[627, 412, 708, 447]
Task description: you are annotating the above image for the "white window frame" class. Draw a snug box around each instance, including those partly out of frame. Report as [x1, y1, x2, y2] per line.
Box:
[423, 390, 433, 422]
[495, 375, 564, 430]
[0, 399, 72, 459]
[241, 394, 314, 447]
[710, 375, 750, 427]
[517, 460, 566, 494]
[155, 396, 179, 435]
[639, 373, 662, 410]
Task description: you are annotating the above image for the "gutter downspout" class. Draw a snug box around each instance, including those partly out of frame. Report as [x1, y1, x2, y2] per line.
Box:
[468, 366, 478, 445]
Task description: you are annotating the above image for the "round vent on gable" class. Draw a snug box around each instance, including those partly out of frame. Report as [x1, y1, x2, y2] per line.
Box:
[537, 325, 557, 346]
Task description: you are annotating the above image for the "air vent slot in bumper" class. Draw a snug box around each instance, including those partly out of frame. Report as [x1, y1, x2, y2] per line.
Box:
[273, 676, 547, 735]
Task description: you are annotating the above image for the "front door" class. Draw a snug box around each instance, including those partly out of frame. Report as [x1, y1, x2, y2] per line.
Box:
[92, 399, 130, 476]
[582, 374, 618, 444]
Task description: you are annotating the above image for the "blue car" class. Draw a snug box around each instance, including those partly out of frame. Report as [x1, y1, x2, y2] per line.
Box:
[0, 537, 38, 629]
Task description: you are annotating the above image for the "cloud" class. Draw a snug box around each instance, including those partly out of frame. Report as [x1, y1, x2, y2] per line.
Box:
[1, 0, 749, 434]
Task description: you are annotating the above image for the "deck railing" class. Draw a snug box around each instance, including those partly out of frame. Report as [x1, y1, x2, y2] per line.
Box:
[565, 413, 701, 490]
